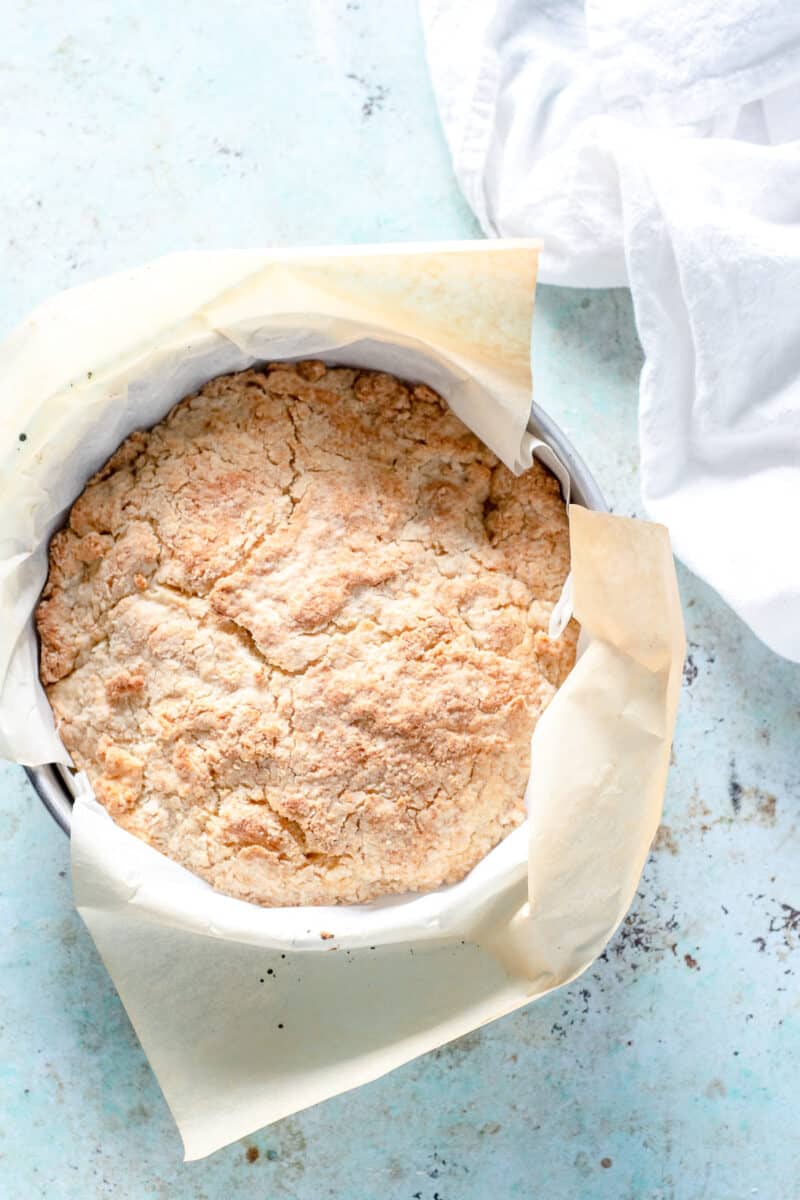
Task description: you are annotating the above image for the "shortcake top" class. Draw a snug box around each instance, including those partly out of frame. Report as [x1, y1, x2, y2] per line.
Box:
[37, 363, 575, 906]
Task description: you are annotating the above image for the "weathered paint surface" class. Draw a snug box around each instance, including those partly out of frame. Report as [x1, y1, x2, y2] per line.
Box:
[1, 2, 798, 1197]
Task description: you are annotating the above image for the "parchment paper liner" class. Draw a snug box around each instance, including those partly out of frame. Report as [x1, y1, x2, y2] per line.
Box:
[0, 242, 683, 1158]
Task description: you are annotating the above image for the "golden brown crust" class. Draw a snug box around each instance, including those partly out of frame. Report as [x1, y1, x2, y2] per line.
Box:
[37, 364, 576, 906]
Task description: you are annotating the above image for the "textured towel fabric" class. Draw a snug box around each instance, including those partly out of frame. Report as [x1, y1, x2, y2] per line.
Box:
[420, 0, 800, 660]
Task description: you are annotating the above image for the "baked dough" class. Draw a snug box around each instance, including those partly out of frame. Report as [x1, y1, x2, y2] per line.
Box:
[37, 364, 576, 905]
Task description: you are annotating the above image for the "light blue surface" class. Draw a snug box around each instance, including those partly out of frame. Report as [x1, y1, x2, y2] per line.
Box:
[1, 3, 798, 1198]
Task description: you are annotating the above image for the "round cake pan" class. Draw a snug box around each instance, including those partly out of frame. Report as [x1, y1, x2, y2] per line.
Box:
[25, 400, 607, 837]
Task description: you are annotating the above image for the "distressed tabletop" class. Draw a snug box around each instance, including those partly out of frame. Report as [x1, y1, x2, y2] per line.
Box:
[1, 3, 798, 1198]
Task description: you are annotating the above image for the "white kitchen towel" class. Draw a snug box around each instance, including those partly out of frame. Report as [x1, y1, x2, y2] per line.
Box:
[420, 0, 800, 661]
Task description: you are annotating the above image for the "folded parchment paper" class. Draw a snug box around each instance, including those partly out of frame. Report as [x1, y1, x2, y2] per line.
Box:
[0, 242, 684, 1159]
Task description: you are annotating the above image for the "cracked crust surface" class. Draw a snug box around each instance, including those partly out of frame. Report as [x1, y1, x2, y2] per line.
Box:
[37, 363, 577, 906]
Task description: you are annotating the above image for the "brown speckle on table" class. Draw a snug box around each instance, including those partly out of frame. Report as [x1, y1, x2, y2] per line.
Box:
[652, 824, 679, 855]
[601, 1157, 613, 1169]
[245, 1145, 259, 1163]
